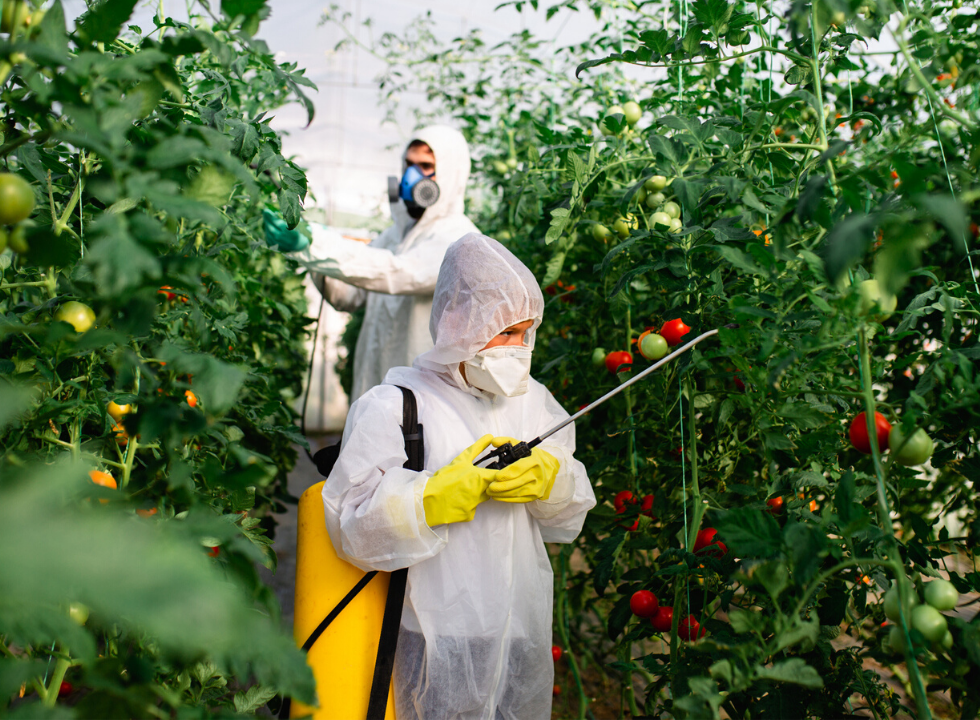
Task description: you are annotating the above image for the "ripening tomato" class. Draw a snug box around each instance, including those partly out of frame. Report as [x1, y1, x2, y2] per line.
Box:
[849, 411, 891, 454]
[659, 318, 691, 346]
[136, 508, 158, 518]
[694, 527, 728, 557]
[185, 389, 199, 408]
[89, 470, 117, 489]
[207, 546, 220, 558]
[630, 590, 659, 618]
[766, 496, 785, 515]
[677, 615, 706, 641]
[107, 401, 131, 422]
[650, 606, 673, 633]
[551, 645, 562, 662]
[605, 350, 633, 374]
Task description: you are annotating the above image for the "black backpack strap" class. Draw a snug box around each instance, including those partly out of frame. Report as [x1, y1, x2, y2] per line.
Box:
[365, 386, 422, 719]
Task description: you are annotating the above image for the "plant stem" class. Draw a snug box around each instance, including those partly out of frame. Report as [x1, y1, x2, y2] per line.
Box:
[857, 328, 933, 720]
[42, 654, 70, 708]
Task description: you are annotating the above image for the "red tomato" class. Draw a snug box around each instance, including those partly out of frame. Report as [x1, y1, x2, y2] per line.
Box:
[59, 681, 73, 697]
[630, 590, 659, 618]
[678, 615, 706, 641]
[651, 606, 673, 633]
[640, 494, 655, 518]
[207, 546, 220, 557]
[766, 496, 784, 515]
[604, 350, 633, 374]
[693, 527, 728, 557]
[551, 645, 562, 662]
[614, 490, 636, 513]
[848, 411, 891, 454]
[659, 318, 691, 346]
[553, 685, 561, 696]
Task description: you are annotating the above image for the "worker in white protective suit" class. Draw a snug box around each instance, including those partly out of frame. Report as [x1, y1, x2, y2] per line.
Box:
[322, 233, 596, 720]
[263, 125, 479, 402]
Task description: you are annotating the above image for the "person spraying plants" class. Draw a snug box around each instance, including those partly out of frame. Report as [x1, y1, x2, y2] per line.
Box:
[321, 233, 596, 719]
[263, 126, 479, 401]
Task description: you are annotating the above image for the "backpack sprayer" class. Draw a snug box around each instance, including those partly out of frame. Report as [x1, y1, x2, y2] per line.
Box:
[474, 324, 739, 470]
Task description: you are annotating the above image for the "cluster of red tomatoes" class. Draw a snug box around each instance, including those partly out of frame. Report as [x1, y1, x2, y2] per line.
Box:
[596, 318, 692, 375]
[629, 590, 706, 640]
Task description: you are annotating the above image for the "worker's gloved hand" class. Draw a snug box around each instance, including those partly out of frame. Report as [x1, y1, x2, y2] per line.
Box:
[262, 209, 310, 252]
[422, 434, 512, 526]
[486, 446, 560, 503]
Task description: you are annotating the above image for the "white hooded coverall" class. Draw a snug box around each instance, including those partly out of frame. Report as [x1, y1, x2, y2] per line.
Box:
[322, 234, 597, 720]
[289, 125, 479, 402]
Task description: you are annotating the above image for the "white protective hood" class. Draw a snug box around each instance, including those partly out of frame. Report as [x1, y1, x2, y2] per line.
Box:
[291, 124, 479, 401]
[321, 234, 596, 719]
[415, 233, 545, 395]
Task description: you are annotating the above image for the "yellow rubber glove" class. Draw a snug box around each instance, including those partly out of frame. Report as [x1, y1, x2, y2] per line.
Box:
[486, 445, 560, 504]
[422, 434, 508, 526]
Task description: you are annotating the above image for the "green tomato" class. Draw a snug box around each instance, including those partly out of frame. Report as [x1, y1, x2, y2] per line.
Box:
[635, 187, 647, 204]
[496, 230, 512, 241]
[669, 218, 682, 233]
[0, 227, 6, 252]
[0, 172, 35, 225]
[592, 223, 612, 242]
[886, 624, 906, 654]
[639, 333, 668, 361]
[936, 630, 954, 651]
[888, 426, 934, 467]
[923, 579, 958, 611]
[492, 160, 509, 174]
[592, 347, 607, 367]
[883, 583, 917, 623]
[911, 604, 947, 643]
[7, 225, 28, 254]
[69, 602, 90, 626]
[506, 156, 518, 169]
[55, 301, 96, 333]
[622, 101, 642, 126]
[644, 175, 667, 192]
[651, 211, 671, 228]
[663, 201, 681, 219]
[613, 214, 636, 239]
[856, 278, 897, 319]
[645, 192, 666, 210]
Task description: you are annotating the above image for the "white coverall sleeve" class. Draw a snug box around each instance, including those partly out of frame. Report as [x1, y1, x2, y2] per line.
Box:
[322, 385, 447, 572]
[290, 222, 451, 296]
[309, 271, 366, 313]
[527, 391, 596, 542]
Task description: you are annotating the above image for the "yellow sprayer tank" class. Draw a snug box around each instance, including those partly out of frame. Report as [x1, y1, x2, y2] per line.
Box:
[291, 480, 396, 719]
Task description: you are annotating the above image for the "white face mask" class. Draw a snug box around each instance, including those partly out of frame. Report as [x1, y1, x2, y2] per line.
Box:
[463, 346, 533, 397]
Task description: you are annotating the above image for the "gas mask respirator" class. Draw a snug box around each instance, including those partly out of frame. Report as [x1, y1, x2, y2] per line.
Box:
[388, 165, 440, 219]
[463, 346, 533, 397]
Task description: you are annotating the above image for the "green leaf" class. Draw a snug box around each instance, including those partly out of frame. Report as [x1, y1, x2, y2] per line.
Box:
[75, 0, 140, 44]
[784, 522, 827, 584]
[234, 685, 278, 713]
[542, 251, 566, 287]
[821, 213, 876, 284]
[593, 532, 627, 596]
[0, 379, 35, 433]
[222, 0, 267, 17]
[715, 246, 762, 276]
[158, 346, 247, 415]
[755, 658, 824, 688]
[784, 64, 812, 85]
[713, 508, 782, 558]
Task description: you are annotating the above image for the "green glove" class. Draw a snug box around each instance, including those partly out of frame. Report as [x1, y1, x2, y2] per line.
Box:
[486, 445, 560, 503]
[423, 434, 507, 526]
[262, 209, 310, 252]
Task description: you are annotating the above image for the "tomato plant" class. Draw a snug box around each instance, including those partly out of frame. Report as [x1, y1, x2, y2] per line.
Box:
[1, 1, 317, 716]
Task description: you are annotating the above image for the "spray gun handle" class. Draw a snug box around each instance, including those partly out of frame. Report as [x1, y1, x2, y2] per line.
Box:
[484, 441, 534, 470]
